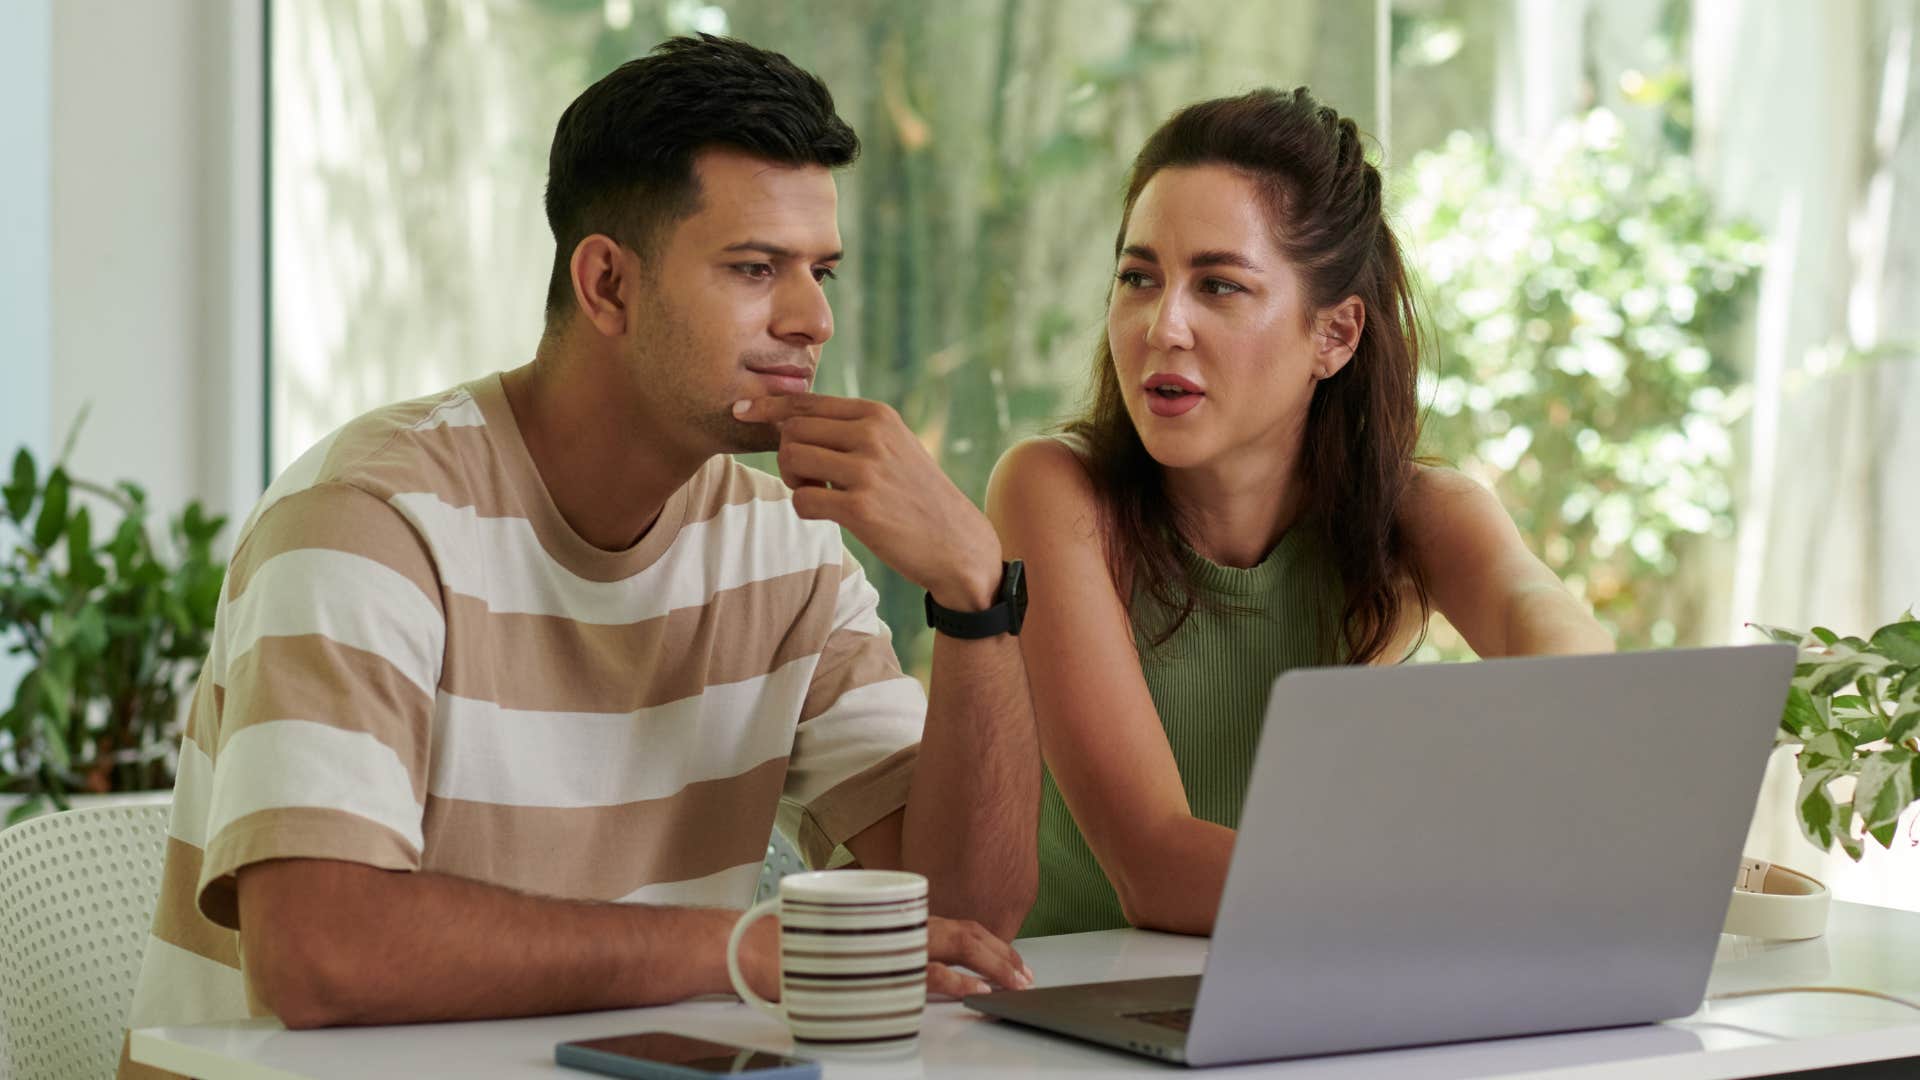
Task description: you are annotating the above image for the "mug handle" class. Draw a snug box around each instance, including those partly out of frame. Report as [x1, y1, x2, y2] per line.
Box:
[726, 897, 784, 1019]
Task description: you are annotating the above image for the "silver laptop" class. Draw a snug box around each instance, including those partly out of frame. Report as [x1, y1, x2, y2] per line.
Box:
[965, 645, 1795, 1067]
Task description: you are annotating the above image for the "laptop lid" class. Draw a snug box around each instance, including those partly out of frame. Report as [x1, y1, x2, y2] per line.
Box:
[1184, 645, 1794, 1067]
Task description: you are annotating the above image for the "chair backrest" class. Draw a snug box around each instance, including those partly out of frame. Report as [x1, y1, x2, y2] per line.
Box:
[0, 803, 171, 1080]
[754, 827, 808, 904]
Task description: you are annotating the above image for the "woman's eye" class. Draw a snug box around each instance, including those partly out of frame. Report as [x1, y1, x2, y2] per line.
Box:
[1200, 278, 1244, 296]
[1115, 269, 1155, 289]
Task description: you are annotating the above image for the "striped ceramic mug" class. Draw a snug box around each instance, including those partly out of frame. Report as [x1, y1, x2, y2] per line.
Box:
[726, 869, 929, 1048]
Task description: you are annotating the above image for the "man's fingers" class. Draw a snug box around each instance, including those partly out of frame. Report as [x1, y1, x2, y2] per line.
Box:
[776, 415, 873, 453]
[930, 918, 1034, 991]
[789, 484, 856, 524]
[926, 962, 992, 1000]
[776, 442, 864, 491]
[732, 393, 869, 425]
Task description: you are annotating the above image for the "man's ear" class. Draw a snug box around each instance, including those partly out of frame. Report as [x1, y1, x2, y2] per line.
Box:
[568, 234, 635, 338]
[1312, 295, 1365, 380]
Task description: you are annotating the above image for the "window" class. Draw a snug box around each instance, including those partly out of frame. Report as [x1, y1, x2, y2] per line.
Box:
[272, 0, 1920, 903]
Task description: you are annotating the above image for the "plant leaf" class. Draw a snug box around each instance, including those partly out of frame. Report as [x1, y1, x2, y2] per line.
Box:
[5, 795, 49, 827]
[1853, 751, 1915, 834]
[1870, 620, 1920, 669]
[66, 504, 104, 591]
[3, 447, 35, 522]
[32, 467, 69, 551]
[1811, 626, 1839, 646]
[1801, 729, 1858, 766]
[1802, 656, 1884, 697]
[37, 711, 71, 771]
[1841, 710, 1889, 745]
[1797, 772, 1839, 852]
[1780, 684, 1822, 739]
[1835, 817, 1864, 861]
[1749, 622, 1807, 646]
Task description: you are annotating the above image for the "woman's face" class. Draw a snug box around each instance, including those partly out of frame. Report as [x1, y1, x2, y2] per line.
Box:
[1107, 165, 1334, 473]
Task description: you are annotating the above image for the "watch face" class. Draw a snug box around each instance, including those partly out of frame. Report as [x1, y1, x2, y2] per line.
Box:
[1003, 560, 1028, 633]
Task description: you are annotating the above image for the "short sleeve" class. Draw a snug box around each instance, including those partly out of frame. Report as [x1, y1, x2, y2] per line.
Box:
[782, 547, 924, 866]
[192, 482, 444, 928]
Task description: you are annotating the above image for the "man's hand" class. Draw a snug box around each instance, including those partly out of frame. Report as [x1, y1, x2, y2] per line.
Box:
[736, 912, 1035, 1001]
[732, 394, 1002, 611]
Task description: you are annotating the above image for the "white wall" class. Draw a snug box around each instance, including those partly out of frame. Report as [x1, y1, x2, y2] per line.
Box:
[1, 0, 52, 466]
[45, 0, 262, 531]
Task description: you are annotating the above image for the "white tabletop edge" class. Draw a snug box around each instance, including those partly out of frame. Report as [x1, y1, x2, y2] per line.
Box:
[131, 1028, 310, 1080]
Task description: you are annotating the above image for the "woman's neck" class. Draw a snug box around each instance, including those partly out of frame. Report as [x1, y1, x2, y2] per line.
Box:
[1164, 427, 1309, 570]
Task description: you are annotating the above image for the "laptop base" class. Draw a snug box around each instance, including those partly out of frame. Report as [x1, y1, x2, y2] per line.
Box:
[964, 975, 1199, 1064]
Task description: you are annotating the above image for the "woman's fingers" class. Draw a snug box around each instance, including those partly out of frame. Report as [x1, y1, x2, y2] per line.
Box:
[929, 917, 1035, 991]
[926, 961, 993, 1000]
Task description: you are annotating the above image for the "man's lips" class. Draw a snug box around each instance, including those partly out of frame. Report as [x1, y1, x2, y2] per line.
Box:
[746, 364, 814, 395]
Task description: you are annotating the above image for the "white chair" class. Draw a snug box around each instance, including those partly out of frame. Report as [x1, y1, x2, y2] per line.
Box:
[754, 826, 809, 904]
[0, 803, 171, 1080]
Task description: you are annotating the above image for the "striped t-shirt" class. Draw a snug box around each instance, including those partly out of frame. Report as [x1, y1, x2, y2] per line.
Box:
[120, 374, 924, 1074]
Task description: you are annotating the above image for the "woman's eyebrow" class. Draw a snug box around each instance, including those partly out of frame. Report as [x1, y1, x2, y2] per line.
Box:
[1117, 243, 1261, 272]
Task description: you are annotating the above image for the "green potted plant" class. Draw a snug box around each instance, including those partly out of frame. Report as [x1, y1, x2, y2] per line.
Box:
[0, 436, 227, 825]
[1751, 613, 1920, 861]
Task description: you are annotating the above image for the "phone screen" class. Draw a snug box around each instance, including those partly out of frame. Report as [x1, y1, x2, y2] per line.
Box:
[565, 1032, 807, 1073]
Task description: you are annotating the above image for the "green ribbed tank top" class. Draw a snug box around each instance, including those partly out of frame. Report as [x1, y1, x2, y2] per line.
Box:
[1020, 526, 1341, 937]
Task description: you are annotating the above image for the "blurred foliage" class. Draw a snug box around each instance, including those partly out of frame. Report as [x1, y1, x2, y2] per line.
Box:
[1398, 108, 1764, 653]
[1, 430, 227, 823]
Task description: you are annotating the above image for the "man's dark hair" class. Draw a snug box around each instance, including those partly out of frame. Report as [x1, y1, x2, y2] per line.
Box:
[542, 34, 860, 324]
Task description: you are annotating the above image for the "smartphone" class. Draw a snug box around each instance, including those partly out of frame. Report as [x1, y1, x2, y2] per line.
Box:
[555, 1031, 821, 1079]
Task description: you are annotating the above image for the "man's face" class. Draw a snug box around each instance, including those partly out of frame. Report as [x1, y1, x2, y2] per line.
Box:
[625, 148, 842, 456]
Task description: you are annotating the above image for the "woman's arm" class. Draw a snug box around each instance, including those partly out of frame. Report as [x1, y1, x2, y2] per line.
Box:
[1401, 467, 1614, 657]
[986, 438, 1233, 935]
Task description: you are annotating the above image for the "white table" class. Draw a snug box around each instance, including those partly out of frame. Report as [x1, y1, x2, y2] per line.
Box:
[133, 901, 1920, 1079]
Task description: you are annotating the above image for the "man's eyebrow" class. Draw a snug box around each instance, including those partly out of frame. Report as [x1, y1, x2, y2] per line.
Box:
[722, 240, 844, 262]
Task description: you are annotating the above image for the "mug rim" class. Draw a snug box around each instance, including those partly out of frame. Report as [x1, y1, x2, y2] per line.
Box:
[777, 869, 927, 903]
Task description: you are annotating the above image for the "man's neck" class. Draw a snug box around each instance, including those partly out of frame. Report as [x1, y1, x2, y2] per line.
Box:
[500, 349, 705, 553]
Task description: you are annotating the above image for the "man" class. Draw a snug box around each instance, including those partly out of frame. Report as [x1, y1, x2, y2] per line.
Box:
[121, 34, 1037, 1075]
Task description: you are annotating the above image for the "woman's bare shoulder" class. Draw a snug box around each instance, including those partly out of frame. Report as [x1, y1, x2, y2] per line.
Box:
[989, 435, 1100, 514]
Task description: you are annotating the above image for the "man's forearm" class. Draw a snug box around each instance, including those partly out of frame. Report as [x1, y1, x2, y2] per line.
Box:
[902, 632, 1039, 940]
[240, 860, 755, 1028]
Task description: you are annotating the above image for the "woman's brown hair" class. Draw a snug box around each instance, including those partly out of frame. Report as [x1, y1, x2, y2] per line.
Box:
[1065, 86, 1427, 664]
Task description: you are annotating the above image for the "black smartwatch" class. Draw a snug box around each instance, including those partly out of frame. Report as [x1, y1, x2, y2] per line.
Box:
[924, 560, 1027, 639]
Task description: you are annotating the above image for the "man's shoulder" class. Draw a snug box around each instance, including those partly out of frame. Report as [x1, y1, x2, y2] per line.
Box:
[247, 379, 501, 527]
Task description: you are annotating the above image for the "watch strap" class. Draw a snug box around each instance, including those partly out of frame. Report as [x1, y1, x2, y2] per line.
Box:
[924, 561, 1024, 639]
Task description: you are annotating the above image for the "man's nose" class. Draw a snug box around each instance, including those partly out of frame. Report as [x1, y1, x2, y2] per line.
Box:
[772, 275, 833, 346]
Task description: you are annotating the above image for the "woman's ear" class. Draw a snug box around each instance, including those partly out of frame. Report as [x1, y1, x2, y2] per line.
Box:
[1312, 295, 1365, 380]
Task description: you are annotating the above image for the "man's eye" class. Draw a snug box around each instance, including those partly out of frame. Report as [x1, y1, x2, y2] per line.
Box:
[736, 263, 775, 279]
[813, 266, 838, 283]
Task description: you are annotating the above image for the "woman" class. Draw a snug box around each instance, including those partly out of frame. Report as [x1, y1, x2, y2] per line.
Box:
[986, 88, 1614, 938]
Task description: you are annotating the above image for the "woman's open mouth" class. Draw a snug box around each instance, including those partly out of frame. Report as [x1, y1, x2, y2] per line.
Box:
[1144, 374, 1205, 417]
